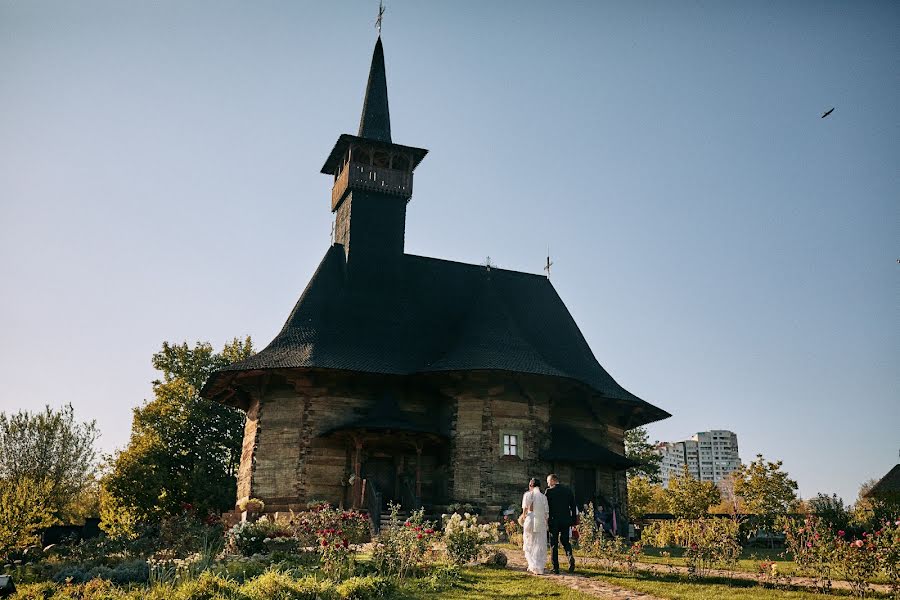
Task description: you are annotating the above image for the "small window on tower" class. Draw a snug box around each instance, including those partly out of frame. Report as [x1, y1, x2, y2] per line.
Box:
[503, 434, 518, 456]
[373, 151, 390, 168]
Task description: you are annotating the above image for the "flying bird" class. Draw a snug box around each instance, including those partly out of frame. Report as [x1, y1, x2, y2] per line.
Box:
[821, 107, 835, 118]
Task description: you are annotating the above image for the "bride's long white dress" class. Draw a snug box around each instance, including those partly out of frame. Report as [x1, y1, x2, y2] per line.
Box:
[522, 489, 549, 574]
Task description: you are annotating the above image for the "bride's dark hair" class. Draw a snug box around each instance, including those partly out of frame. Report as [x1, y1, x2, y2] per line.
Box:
[528, 477, 541, 489]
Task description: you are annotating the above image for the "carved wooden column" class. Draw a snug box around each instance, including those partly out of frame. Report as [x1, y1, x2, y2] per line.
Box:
[415, 443, 423, 498]
[352, 435, 363, 509]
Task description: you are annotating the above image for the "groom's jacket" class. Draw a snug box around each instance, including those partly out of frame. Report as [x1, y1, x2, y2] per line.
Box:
[545, 484, 578, 529]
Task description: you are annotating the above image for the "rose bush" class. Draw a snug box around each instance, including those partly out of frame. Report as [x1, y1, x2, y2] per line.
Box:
[371, 503, 437, 579]
[781, 514, 900, 598]
[642, 517, 740, 577]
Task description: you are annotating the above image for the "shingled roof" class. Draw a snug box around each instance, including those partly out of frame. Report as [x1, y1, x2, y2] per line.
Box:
[865, 464, 900, 498]
[202, 245, 669, 427]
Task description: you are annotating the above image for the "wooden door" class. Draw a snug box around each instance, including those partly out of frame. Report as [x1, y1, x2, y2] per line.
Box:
[573, 467, 596, 510]
[363, 457, 397, 504]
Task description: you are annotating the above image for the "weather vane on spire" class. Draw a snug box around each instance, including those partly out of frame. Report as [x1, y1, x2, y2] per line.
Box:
[375, 0, 385, 35]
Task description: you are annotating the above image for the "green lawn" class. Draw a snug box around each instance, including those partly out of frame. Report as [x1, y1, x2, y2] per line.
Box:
[399, 567, 594, 599]
[577, 566, 893, 600]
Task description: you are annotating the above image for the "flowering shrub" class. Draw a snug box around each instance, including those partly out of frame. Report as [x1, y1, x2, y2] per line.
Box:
[442, 512, 499, 565]
[317, 526, 353, 581]
[290, 504, 370, 547]
[225, 516, 292, 557]
[371, 503, 437, 579]
[779, 514, 837, 593]
[502, 515, 522, 547]
[876, 520, 900, 596]
[643, 517, 740, 577]
[781, 514, 900, 598]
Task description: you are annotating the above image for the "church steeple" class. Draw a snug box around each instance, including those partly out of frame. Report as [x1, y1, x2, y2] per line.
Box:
[320, 36, 428, 277]
[358, 37, 391, 143]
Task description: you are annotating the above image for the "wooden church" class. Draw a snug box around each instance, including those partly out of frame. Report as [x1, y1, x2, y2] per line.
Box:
[200, 37, 670, 523]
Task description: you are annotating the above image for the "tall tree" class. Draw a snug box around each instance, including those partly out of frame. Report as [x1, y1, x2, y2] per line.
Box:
[0, 403, 98, 520]
[102, 337, 253, 528]
[665, 465, 721, 519]
[627, 476, 669, 519]
[809, 493, 851, 532]
[624, 426, 662, 483]
[733, 454, 798, 531]
[0, 478, 57, 560]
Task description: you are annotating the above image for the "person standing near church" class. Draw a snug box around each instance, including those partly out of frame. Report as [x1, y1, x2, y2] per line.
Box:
[545, 473, 578, 574]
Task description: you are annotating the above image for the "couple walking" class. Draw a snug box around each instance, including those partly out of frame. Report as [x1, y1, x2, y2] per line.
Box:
[519, 473, 578, 575]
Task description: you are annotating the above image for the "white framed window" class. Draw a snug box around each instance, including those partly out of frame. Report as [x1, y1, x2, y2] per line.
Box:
[499, 429, 524, 458]
[503, 434, 518, 456]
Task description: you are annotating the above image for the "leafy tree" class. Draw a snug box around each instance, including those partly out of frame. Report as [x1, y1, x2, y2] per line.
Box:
[809, 493, 851, 532]
[0, 404, 98, 520]
[627, 476, 669, 518]
[102, 337, 253, 531]
[852, 478, 900, 528]
[733, 454, 798, 532]
[0, 478, 57, 560]
[665, 466, 721, 519]
[709, 472, 746, 515]
[624, 426, 662, 483]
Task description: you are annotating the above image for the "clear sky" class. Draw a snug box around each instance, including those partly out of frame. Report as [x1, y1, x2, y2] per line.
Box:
[1, 1, 897, 504]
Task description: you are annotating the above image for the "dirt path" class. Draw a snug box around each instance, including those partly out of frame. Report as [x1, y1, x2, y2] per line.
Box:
[503, 551, 665, 600]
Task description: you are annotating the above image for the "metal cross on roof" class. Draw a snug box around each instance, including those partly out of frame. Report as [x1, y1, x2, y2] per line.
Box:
[544, 250, 553, 278]
[375, 0, 385, 35]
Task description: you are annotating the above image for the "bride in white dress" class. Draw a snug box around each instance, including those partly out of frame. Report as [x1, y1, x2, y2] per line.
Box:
[520, 477, 549, 575]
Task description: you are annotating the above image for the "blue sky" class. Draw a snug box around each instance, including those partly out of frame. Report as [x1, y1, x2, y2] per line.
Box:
[1, 1, 897, 504]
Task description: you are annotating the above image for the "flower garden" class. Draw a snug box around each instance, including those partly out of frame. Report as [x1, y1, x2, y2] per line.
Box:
[4, 501, 508, 600]
[5, 496, 900, 599]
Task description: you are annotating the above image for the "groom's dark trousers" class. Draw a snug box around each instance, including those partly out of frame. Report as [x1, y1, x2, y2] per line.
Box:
[545, 483, 578, 573]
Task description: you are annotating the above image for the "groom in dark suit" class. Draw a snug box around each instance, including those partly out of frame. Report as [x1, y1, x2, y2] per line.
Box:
[545, 473, 578, 574]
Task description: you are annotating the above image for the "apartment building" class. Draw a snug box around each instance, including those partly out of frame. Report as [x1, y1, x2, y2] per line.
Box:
[656, 430, 741, 488]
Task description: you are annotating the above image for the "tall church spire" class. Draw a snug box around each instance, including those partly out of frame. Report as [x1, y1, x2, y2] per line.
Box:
[358, 37, 391, 143]
[320, 34, 427, 279]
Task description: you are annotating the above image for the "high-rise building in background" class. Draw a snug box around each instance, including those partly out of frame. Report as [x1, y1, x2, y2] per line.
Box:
[656, 430, 741, 488]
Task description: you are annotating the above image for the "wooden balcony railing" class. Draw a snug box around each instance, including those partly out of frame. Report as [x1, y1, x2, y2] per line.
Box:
[331, 163, 413, 210]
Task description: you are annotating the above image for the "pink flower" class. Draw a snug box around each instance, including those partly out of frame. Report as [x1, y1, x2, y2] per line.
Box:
[806, 542, 813, 548]
[853, 540, 864, 548]
[838, 530, 845, 537]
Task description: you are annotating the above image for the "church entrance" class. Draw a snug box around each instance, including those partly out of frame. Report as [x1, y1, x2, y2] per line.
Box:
[573, 467, 596, 509]
[363, 456, 397, 504]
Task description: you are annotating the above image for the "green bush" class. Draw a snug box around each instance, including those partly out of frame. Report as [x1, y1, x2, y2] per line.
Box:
[240, 570, 328, 600]
[50, 560, 149, 586]
[171, 571, 245, 600]
[643, 518, 741, 577]
[334, 576, 393, 600]
[7, 582, 58, 600]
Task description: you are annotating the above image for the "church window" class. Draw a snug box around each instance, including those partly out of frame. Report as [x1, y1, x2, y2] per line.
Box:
[500, 429, 523, 458]
[503, 434, 518, 456]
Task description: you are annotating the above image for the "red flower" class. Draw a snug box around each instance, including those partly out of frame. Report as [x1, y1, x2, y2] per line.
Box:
[343, 538, 349, 548]
[838, 530, 845, 537]
[320, 539, 328, 546]
[417, 533, 423, 539]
